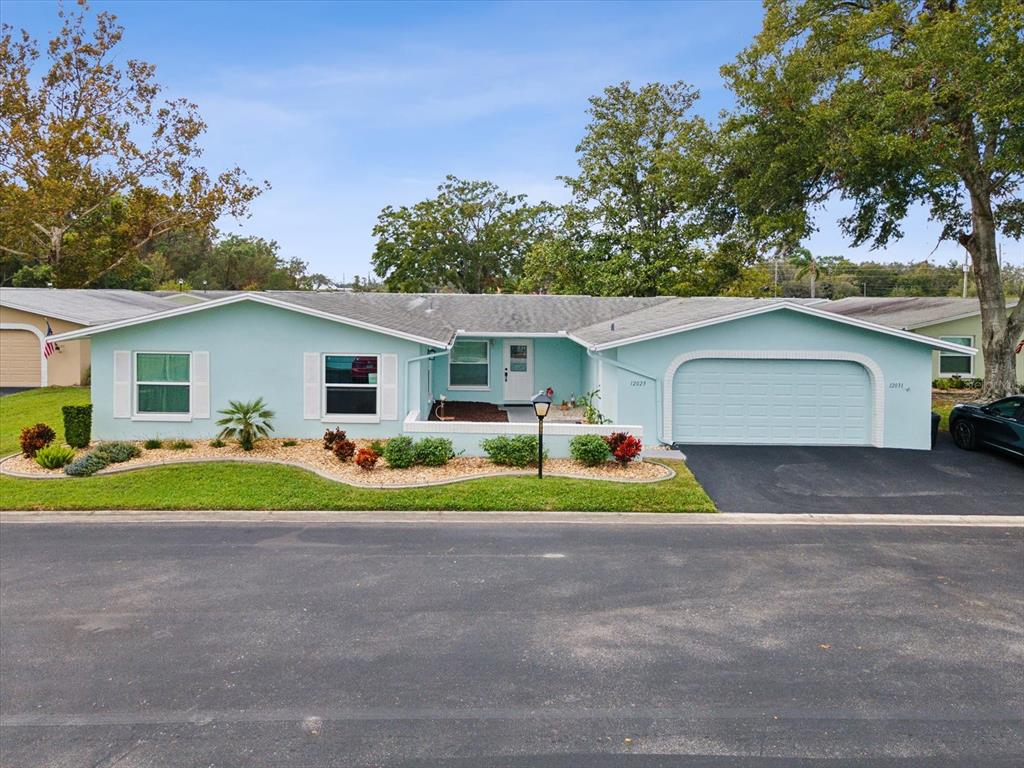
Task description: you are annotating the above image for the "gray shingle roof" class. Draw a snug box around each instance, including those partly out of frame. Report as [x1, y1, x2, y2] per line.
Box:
[819, 297, 1009, 329]
[0, 288, 181, 326]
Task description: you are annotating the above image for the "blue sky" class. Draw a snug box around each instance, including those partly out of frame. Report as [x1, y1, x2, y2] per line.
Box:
[6, 0, 1017, 282]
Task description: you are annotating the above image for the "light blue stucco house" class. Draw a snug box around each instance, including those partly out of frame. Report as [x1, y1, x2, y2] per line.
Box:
[51, 292, 975, 454]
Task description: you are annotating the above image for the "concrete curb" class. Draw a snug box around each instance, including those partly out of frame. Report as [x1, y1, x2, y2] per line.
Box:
[0, 453, 676, 489]
[1, 510, 1020, 527]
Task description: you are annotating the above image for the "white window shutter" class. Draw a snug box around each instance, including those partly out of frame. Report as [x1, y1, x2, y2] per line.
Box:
[192, 351, 210, 418]
[303, 353, 320, 419]
[380, 353, 398, 421]
[113, 350, 131, 418]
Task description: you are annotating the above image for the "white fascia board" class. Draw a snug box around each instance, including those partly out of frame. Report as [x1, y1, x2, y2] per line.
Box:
[587, 301, 978, 355]
[453, 330, 569, 338]
[48, 293, 449, 347]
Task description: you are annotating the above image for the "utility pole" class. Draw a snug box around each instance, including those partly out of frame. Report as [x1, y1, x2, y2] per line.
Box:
[962, 251, 970, 298]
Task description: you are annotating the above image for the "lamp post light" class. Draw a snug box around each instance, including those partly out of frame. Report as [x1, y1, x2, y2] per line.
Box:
[531, 390, 552, 479]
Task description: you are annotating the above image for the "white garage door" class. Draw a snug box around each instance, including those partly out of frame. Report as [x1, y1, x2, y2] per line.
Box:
[0, 330, 42, 387]
[672, 358, 872, 445]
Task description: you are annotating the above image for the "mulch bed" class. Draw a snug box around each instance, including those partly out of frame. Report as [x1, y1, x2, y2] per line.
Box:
[428, 400, 509, 422]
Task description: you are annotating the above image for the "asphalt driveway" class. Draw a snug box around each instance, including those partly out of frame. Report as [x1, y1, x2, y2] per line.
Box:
[680, 431, 1023, 515]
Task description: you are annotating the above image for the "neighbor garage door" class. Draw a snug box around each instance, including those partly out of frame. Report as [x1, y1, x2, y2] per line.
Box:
[671, 358, 871, 445]
[0, 329, 42, 387]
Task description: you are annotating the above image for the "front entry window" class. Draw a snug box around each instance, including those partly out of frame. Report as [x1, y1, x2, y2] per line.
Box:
[324, 355, 378, 415]
[509, 343, 529, 372]
[135, 353, 190, 413]
[449, 340, 489, 389]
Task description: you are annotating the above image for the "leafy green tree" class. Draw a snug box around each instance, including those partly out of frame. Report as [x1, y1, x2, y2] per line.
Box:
[372, 176, 554, 293]
[551, 81, 724, 297]
[0, 2, 268, 287]
[720, 0, 1024, 397]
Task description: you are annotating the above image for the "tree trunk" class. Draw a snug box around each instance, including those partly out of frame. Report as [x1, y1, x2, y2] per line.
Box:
[962, 188, 1019, 399]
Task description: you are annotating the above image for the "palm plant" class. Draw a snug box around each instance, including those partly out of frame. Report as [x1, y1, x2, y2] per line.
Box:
[788, 247, 821, 299]
[216, 398, 275, 451]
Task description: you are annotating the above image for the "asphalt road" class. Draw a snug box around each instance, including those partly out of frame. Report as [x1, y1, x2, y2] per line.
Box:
[1, 521, 1022, 767]
[681, 431, 1024, 515]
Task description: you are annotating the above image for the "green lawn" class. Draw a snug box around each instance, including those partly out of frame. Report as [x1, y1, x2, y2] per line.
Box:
[0, 388, 714, 513]
[0, 386, 90, 456]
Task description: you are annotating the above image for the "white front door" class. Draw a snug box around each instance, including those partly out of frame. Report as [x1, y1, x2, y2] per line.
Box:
[503, 339, 534, 402]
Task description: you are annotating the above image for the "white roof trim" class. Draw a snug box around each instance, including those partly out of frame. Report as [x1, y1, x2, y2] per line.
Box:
[49, 293, 447, 347]
[587, 301, 978, 355]
[454, 330, 569, 338]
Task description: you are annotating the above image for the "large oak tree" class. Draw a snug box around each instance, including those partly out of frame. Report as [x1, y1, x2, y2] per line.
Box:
[721, 0, 1024, 397]
[0, 2, 268, 287]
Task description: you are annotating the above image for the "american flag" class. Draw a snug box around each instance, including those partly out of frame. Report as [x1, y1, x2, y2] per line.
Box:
[43, 320, 56, 359]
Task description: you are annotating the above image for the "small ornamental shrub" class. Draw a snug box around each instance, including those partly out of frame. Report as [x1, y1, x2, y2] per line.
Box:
[355, 447, 379, 471]
[19, 423, 56, 457]
[382, 435, 416, 469]
[605, 432, 642, 465]
[34, 444, 76, 469]
[168, 439, 192, 450]
[217, 398, 275, 451]
[143, 438, 163, 450]
[93, 441, 141, 463]
[570, 434, 611, 466]
[414, 437, 455, 466]
[331, 436, 356, 461]
[282, 439, 298, 447]
[64, 452, 109, 477]
[209, 438, 226, 448]
[369, 439, 386, 455]
[481, 435, 546, 468]
[62, 404, 93, 448]
[323, 428, 348, 450]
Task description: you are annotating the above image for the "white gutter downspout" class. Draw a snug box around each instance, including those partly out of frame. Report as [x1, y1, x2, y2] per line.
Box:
[585, 348, 673, 447]
[404, 346, 451, 419]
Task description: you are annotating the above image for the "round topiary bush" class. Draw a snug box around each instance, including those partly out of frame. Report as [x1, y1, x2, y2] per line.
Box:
[382, 436, 415, 469]
[413, 437, 455, 466]
[570, 434, 611, 466]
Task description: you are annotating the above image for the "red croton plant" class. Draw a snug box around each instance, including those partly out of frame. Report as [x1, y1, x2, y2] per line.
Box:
[604, 432, 642, 465]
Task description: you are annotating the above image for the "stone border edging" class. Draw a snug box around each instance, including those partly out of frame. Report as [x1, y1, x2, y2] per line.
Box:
[0, 453, 676, 490]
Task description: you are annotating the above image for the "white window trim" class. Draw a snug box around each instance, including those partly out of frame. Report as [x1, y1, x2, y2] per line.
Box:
[322, 353, 381, 424]
[938, 336, 975, 376]
[662, 349, 886, 448]
[448, 339, 490, 392]
[132, 351, 193, 422]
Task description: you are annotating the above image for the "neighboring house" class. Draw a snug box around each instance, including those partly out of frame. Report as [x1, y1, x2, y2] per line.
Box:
[0, 289, 179, 388]
[51, 292, 973, 453]
[823, 297, 1023, 381]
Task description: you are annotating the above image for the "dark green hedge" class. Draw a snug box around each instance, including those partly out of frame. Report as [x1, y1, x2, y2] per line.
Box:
[62, 404, 93, 449]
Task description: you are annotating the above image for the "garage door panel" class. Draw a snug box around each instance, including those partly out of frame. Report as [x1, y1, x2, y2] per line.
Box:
[0, 330, 41, 387]
[672, 358, 871, 446]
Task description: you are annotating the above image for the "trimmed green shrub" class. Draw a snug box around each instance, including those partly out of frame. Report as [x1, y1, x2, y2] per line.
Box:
[34, 444, 76, 469]
[370, 439, 386, 455]
[209, 438, 226, 448]
[64, 452, 109, 477]
[570, 434, 611, 466]
[93, 441, 141, 464]
[168, 439, 192, 450]
[382, 436, 416, 469]
[19, 423, 56, 457]
[282, 439, 298, 447]
[143, 438, 163, 450]
[414, 437, 455, 466]
[62, 405, 93, 449]
[481, 435, 546, 468]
